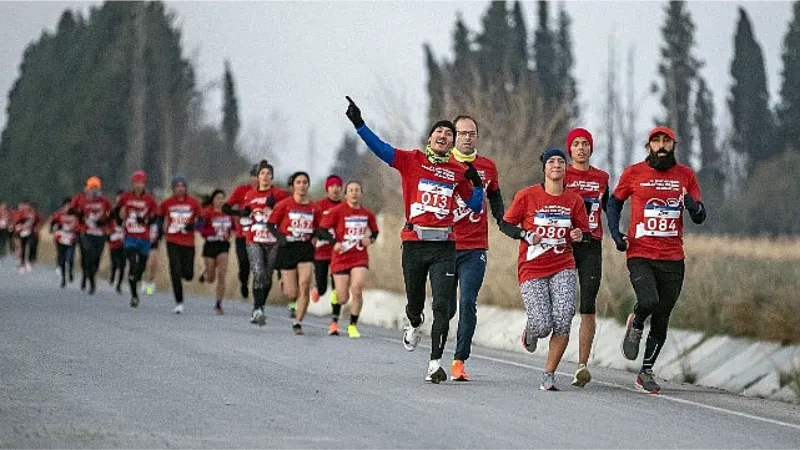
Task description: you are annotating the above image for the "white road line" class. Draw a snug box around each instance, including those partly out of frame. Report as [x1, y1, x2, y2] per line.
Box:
[370, 335, 800, 432]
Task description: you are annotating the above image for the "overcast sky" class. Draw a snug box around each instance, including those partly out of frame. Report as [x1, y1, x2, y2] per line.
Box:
[0, 1, 794, 181]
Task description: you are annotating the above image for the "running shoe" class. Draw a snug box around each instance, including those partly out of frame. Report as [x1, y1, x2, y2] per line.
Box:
[451, 360, 470, 381]
[347, 324, 360, 339]
[60, 278, 66, 289]
[198, 271, 206, 283]
[130, 296, 139, 308]
[636, 369, 661, 394]
[288, 302, 297, 319]
[251, 308, 266, 326]
[292, 323, 305, 335]
[214, 304, 224, 315]
[240, 284, 249, 299]
[572, 364, 592, 388]
[425, 359, 447, 384]
[328, 321, 340, 336]
[402, 314, 424, 351]
[540, 372, 559, 391]
[521, 327, 538, 353]
[174, 303, 184, 314]
[622, 313, 643, 360]
[311, 287, 320, 303]
[145, 283, 156, 296]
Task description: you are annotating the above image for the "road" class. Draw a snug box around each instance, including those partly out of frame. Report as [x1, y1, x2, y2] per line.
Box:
[1, 261, 800, 448]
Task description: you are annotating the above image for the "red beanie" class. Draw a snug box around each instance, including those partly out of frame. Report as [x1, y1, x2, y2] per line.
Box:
[325, 175, 343, 190]
[566, 128, 594, 156]
[131, 170, 147, 184]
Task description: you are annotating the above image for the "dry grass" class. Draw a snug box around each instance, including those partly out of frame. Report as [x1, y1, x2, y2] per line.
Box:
[368, 215, 800, 344]
[32, 218, 800, 342]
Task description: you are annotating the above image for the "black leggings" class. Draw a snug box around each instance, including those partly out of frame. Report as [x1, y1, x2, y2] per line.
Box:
[56, 243, 76, 281]
[109, 247, 126, 289]
[246, 243, 279, 311]
[0, 229, 9, 257]
[125, 247, 148, 298]
[28, 235, 39, 263]
[401, 241, 456, 361]
[627, 257, 685, 371]
[167, 242, 195, 304]
[18, 236, 32, 265]
[573, 239, 602, 314]
[314, 259, 335, 296]
[235, 237, 250, 292]
[80, 234, 106, 290]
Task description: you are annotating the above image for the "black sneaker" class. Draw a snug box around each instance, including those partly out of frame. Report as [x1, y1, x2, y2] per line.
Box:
[199, 272, 206, 283]
[292, 323, 305, 335]
[130, 296, 139, 308]
[636, 369, 661, 394]
[240, 285, 249, 299]
[60, 278, 66, 289]
[621, 313, 643, 360]
[80, 277, 87, 291]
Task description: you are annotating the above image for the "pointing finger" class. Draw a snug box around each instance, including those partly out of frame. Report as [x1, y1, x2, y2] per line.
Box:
[346, 96, 356, 106]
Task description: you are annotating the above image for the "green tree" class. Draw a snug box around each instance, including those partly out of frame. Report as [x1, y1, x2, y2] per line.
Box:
[656, 1, 702, 166]
[555, 2, 577, 118]
[508, 1, 529, 86]
[222, 59, 241, 157]
[330, 134, 361, 183]
[532, 0, 557, 105]
[729, 6, 775, 167]
[424, 43, 445, 124]
[694, 76, 724, 231]
[777, 1, 800, 153]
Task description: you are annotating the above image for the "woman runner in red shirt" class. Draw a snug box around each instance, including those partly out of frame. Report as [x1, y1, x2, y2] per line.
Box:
[198, 189, 234, 314]
[267, 172, 320, 335]
[318, 181, 379, 338]
[500, 148, 590, 391]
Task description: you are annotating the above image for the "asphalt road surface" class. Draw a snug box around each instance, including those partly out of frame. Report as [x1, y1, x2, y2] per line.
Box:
[2, 261, 800, 448]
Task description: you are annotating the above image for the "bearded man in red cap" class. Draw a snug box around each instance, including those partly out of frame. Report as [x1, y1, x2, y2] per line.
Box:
[114, 170, 159, 308]
[312, 174, 345, 335]
[607, 126, 706, 394]
[563, 128, 610, 388]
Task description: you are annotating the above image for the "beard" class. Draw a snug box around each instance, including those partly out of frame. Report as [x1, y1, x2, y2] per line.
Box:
[646, 150, 677, 171]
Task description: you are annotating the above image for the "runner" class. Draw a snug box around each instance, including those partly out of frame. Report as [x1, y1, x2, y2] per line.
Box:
[114, 170, 159, 308]
[198, 189, 234, 314]
[607, 126, 706, 394]
[240, 160, 290, 326]
[500, 148, 590, 391]
[27, 202, 42, 267]
[222, 164, 258, 300]
[312, 175, 343, 331]
[267, 171, 320, 335]
[142, 221, 162, 296]
[563, 128, 610, 387]
[0, 201, 11, 258]
[49, 198, 79, 288]
[107, 190, 126, 294]
[13, 201, 39, 274]
[70, 176, 113, 295]
[447, 115, 504, 381]
[318, 181, 379, 338]
[158, 174, 201, 314]
[345, 96, 484, 383]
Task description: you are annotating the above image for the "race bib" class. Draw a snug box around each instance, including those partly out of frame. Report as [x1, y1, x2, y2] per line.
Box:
[209, 216, 232, 242]
[410, 179, 454, 219]
[526, 212, 572, 261]
[287, 210, 314, 242]
[636, 202, 680, 238]
[168, 208, 193, 234]
[341, 216, 368, 252]
[250, 223, 275, 244]
[57, 231, 75, 245]
[239, 216, 252, 232]
[585, 197, 601, 230]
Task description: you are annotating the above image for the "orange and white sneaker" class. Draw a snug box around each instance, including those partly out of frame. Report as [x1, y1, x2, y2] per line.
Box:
[451, 360, 470, 381]
[311, 287, 320, 303]
[328, 321, 340, 336]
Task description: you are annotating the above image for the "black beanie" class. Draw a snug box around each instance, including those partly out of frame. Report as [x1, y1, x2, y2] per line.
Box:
[428, 120, 456, 138]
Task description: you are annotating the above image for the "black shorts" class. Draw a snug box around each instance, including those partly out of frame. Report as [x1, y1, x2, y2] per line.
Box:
[333, 265, 369, 276]
[203, 241, 231, 258]
[276, 241, 315, 271]
[572, 238, 602, 314]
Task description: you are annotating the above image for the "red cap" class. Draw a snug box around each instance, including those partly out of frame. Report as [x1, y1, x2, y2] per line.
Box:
[566, 128, 593, 156]
[325, 175, 343, 190]
[648, 126, 676, 142]
[131, 170, 147, 184]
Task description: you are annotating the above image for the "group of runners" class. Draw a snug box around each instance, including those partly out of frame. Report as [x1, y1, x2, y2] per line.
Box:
[344, 96, 705, 393]
[1, 96, 706, 394]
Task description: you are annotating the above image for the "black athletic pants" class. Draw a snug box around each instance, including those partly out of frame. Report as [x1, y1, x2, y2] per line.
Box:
[167, 242, 195, 304]
[401, 240, 456, 361]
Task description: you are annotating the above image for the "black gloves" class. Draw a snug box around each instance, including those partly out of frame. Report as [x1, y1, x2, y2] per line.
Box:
[242, 207, 252, 218]
[183, 222, 195, 232]
[683, 191, 707, 224]
[136, 215, 147, 224]
[611, 232, 628, 252]
[464, 162, 483, 188]
[265, 196, 276, 209]
[345, 96, 364, 129]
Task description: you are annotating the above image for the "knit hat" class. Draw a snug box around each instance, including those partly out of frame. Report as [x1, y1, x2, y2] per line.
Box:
[648, 126, 676, 143]
[86, 176, 102, 189]
[566, 128, 594, 155]
[325, 175, 343, 190]
[249, 163, 259, 177]
[131, 170, 147, 184]
[171, 173, 187, 189]
[427, 120, 456, 138]
[540, 148, 568, 171]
